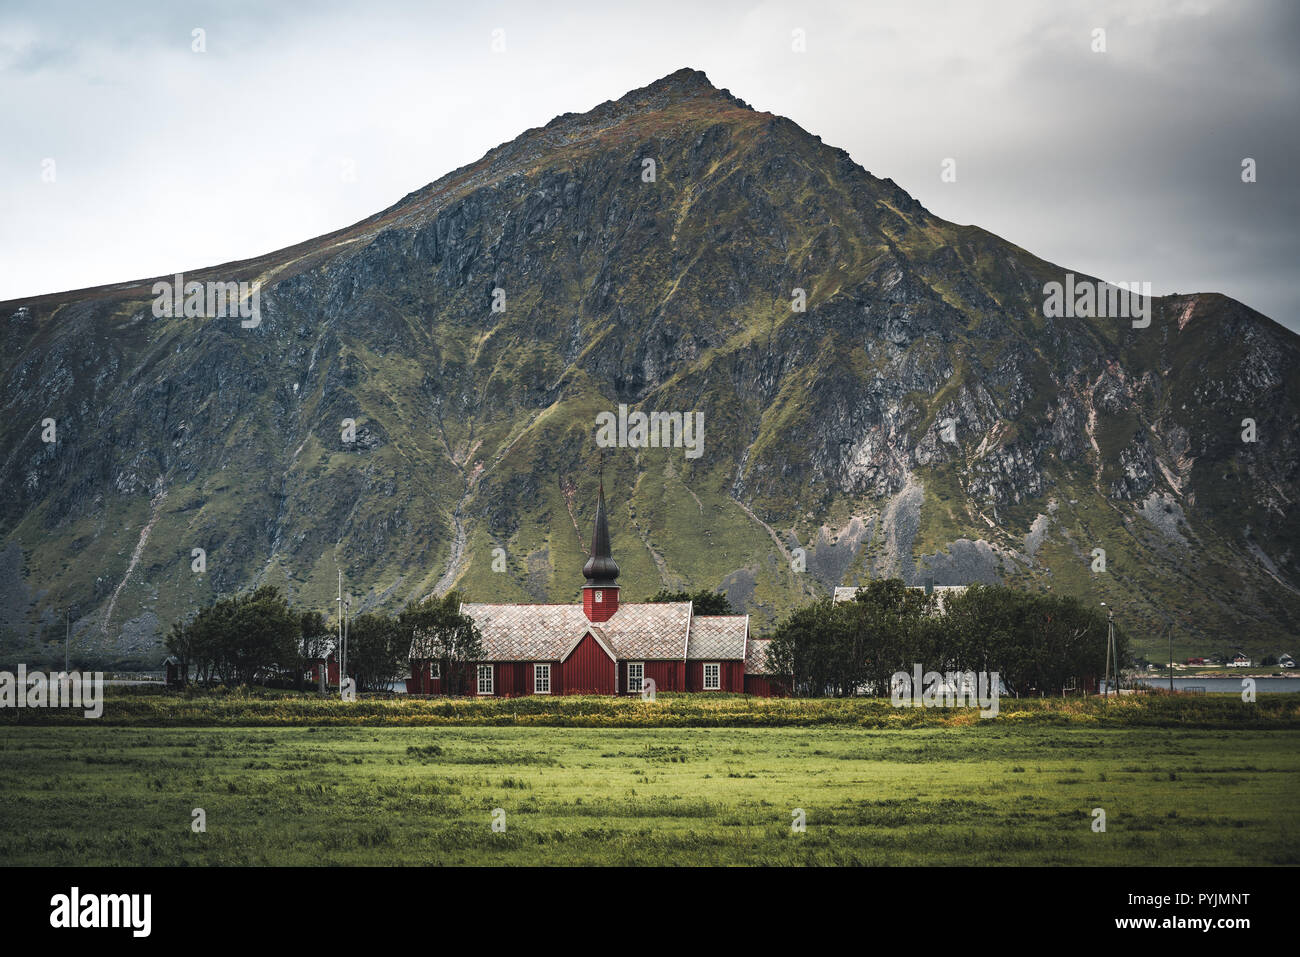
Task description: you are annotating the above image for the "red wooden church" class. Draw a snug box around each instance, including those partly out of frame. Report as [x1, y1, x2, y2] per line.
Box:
[408, 481, 782, 696]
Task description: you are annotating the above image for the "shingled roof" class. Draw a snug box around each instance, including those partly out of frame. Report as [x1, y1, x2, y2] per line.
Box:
[601, 602, 692, 659]
[685, 615, 748, 660]
[419, 601, 697, 662]
[745, 637, 773, 675]
[428, 603, 589, 661]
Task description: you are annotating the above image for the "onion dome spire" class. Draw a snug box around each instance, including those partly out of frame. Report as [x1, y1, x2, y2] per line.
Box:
[582, 476, 620, 586]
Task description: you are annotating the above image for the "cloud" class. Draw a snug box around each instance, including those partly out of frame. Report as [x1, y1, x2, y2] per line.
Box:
[1, 0, 1295, 331]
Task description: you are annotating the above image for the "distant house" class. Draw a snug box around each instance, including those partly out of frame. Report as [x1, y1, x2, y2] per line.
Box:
[163, 655, 184, 687]
[307, 650, 339, 687]
[833, 584, 969, 612]
[1186, 657, 1207, 666]
[1229, 653, 1252, 668]
[1278, 653, 1295, 669]
[742, 637, 787, 697]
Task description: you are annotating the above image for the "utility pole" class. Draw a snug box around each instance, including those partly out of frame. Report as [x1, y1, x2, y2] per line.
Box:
[1101, 603, 1115, 698]
[1168, 627, 1174, 693]
[65, 608, 70, 672]
[340, 566, 345, 686]
[1107, 608, 1117, 697]
[342, 594, 351, 698]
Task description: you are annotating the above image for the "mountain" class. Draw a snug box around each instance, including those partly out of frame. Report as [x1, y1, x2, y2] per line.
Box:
[2, 68, 1297, 667]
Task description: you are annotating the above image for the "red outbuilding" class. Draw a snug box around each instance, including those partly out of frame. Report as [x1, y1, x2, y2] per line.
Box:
[308, 653, 339, 687]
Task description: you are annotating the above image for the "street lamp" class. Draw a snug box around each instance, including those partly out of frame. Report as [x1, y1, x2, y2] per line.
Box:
[1100, 603, 1116, 697]
[343, 594, 351, 696]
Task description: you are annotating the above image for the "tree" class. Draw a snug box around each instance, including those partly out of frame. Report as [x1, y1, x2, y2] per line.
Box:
[186, 595, 236, 686]
[765, 582, 934, 697]
[166, 586, 300, 688]
[347, 612, 408, 692]
[648, 589, 734, 615]
[400, 592, 483, 696]
[164, 619, 192, 687]
[847, 580, 937, 696]
[942, 586, 1114, 695]
[226, 586, 300, 685]
[765, 582, 1117, 700]
[298, 610, 330, 690]
[765, 598, 837, 697]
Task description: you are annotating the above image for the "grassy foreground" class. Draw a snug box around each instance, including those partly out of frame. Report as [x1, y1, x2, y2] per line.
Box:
[4, 688, 1300, 727]
[2, 722, 1296, 865]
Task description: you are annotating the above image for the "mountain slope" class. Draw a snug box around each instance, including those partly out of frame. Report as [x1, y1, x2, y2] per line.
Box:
[3, 68, 1297, 666]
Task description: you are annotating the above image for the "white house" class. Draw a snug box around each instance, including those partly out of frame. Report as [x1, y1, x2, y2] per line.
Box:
[833, 584, 969, 612]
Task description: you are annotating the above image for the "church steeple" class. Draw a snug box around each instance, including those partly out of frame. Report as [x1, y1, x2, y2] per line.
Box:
[582, 478, 620, 586]
[582, 477, 620, 622]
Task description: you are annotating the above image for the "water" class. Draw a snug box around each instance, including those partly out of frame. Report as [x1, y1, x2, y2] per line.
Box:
[1125, 676, 1300, 694]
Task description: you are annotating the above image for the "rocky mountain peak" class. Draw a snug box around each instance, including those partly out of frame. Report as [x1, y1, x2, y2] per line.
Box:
[631, 67, 724, 98]
[0, 70, 1296, 668]
[606, 67, 753, 115]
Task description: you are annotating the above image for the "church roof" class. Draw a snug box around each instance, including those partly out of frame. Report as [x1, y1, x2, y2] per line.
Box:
[449, 601, 691, 661]
[685, 615, 749, 660]
[429, 601, 748, 662]
[600, 601, 692, 659]
[435, 603, 589, 661]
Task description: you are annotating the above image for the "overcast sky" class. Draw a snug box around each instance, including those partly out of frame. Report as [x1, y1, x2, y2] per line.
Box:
[2, 0, 1296, 331]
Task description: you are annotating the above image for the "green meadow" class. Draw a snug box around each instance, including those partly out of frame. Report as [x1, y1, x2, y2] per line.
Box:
[2, 719, 1296, 865]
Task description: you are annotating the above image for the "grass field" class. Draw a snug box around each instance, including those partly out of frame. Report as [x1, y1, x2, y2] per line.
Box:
[2, 720, 1297, 865]
[4, 687, 1299, 727]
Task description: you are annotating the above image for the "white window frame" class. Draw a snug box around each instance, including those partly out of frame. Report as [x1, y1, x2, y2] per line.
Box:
[429, 660, 441, 680]
[627, 661, 644, 694]
[594, 589, 603, 603]
[477, 664, 494, 695]
[703, 662, 721, 691]
[534, 663, 551, 695]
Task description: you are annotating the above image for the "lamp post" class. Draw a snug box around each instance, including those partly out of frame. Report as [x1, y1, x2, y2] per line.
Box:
[340, 566, 345, 686]
[1100, 603, 1117, 698]
[1108, 608, 1116, 696]
[342, 594, 351, 698]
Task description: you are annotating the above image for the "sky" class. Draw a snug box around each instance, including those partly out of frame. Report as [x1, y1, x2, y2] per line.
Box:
[2, 0, 1297, 331]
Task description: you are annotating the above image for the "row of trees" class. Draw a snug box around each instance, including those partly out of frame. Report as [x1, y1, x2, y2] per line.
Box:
[647, 589, 734, 614]
[166, 579, 1115, 698]
[764, 581, 1123, 697]
[165, 587, 482, 692]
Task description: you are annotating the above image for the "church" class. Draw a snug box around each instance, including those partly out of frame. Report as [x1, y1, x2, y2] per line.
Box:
[407, 481, 782, 696]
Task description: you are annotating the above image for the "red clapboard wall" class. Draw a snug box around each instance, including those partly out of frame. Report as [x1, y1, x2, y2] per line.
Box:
[686, 660, 745, 692]
[562, 632, 617, 694]
[405, 661, 443, 695]
[743, 674, 788, 697]
[619, 660, 686, 694]
[309, 657, 340, 686]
